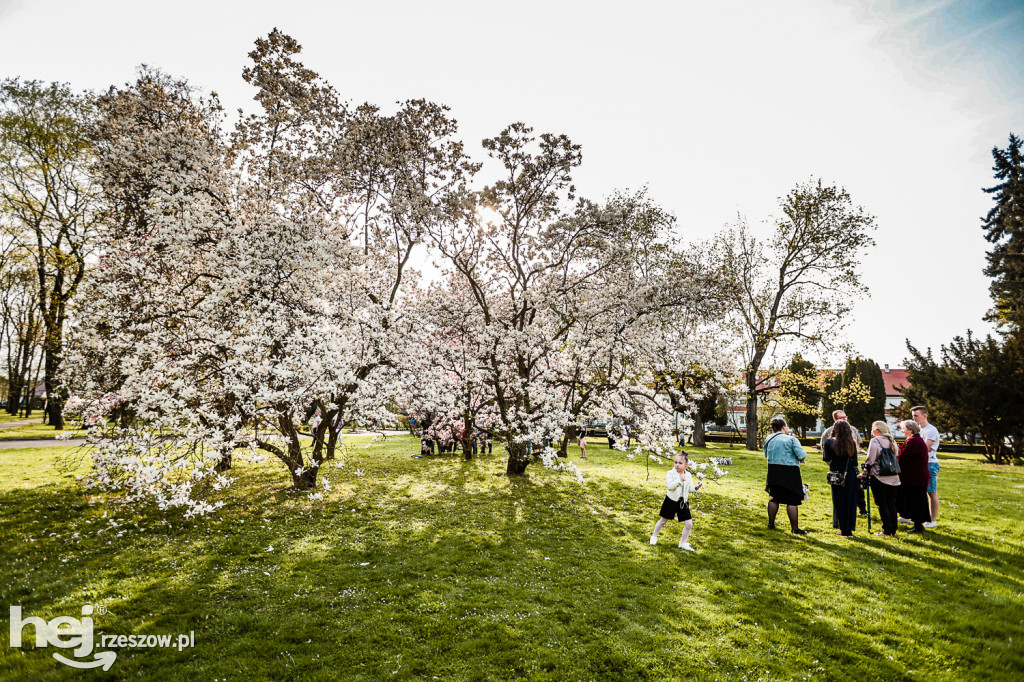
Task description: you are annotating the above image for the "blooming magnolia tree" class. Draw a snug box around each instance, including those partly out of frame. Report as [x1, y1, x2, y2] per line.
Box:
[400, 276, 499, 460]
[427, 125, 737, 476]
[65, 31, 742, 515]
[552, 194, 737, 458]
[67, 33, 473, 515]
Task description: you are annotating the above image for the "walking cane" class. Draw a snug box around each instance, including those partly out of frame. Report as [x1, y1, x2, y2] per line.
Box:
[862, 462, 871, 533]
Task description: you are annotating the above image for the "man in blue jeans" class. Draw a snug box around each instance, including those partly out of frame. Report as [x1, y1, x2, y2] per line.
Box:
[913, 405, 940, 528]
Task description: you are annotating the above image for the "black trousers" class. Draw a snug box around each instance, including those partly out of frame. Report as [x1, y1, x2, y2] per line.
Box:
[870, 478, 899, 535]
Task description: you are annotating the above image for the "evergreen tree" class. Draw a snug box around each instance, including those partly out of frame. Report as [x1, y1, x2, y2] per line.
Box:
[820, 371, 843, 426]
[820, 358, 885, 434]
[982, 133, 1024, 329]
[844, 357, 886, 433]
[905, 334, 1024, 464]
[779, 353, 819, 437]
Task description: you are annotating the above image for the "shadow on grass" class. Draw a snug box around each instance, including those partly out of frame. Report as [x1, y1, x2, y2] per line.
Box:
[2, 445, 1023, 681]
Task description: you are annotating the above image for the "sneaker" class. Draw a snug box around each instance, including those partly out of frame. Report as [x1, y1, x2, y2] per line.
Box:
[897, 517, 913, 525]
[679, 542, 695, 551]
[791, 528, 808, 535]
[923, 522, 937, 529]
[649, 534, 658, 545]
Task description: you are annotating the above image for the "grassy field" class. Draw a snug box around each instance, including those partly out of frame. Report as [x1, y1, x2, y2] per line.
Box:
[1, 435, 1022, 680]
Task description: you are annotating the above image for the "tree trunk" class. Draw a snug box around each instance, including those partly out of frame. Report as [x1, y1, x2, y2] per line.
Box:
[505, 441, 529, 476]
[215, 449, 232, 472]
[278, 413, 316, 489]
[7, 375, 23, 416]
[291, 465, 319, 490]
[462, 413, 474, 462]
[43, 327, 66, 429]
[23, 380, 35, 418]
[558, 432, 570, 458]
[692, 419, 707, 448]
[745, 395, 758, 451]
[325, 425, 339, 460]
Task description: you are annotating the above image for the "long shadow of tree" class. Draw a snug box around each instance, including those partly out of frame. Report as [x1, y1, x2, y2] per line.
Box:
[2, 444, 1023, 681]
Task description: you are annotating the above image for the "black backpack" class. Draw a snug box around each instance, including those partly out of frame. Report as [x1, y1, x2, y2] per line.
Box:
[877, 441, 900, 476]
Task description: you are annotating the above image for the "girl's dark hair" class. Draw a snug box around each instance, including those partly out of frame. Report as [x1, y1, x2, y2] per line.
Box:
[675, 451, 689, 463]
[832, 420, 857, 459]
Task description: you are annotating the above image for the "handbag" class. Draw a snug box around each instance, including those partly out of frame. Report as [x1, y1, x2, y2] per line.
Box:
[826, 470, 847, 487]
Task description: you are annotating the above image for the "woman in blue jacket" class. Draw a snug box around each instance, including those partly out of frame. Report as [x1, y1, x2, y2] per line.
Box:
[763, 417, 808, 534]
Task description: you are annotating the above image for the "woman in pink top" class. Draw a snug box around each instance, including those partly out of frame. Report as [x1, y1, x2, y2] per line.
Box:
[861, 420, 901, 537]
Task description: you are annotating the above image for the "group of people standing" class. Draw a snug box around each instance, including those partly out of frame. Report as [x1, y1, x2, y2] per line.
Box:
[763, 406, 941, 537]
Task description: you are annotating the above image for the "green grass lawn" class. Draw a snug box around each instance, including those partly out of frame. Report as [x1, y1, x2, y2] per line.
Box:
[1, 436, 1022, 680]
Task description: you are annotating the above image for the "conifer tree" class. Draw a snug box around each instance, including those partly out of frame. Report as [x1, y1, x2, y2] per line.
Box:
[982, 133, 1024, 329]
[779, 353, 819, 437]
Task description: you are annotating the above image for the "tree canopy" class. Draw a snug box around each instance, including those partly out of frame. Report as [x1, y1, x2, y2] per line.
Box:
[713, 179, 876, 449]
[982, 133, 1024, 330]
[778, 354, 820, 437]
[904, 333, 1024, 464]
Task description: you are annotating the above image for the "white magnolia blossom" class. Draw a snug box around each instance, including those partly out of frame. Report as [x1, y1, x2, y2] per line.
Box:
[424, 124, 739, 476]
[66, 39, 471, 516]
[64, 34, 741, 519]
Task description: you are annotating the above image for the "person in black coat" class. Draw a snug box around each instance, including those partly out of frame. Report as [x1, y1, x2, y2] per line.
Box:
[823, 420, 860, 536]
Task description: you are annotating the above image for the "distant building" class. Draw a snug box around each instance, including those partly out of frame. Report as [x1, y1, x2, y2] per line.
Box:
[881, 364, 910, 430]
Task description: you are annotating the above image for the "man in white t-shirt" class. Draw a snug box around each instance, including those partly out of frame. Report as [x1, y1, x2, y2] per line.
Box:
[913, 405, 940, 528]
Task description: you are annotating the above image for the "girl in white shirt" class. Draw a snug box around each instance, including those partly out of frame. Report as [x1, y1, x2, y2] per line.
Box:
[650, 452, 702, 551]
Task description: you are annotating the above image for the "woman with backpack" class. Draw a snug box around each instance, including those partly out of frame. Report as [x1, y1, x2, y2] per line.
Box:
[861, 420, 901, 537]
[823, 420, 860, 536]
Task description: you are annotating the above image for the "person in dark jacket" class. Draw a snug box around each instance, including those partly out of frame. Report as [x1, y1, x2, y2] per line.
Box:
[823, 420, 860, 536]
[897, 419, 931, 533]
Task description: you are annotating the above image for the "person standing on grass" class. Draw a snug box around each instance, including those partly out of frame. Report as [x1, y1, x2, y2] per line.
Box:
[861, 420, 901, 537]
[763, 417, 809, 534]
[912, 405, 941, 528]
[820, 409, 867, 517]
[823, 420, 860, 537]
[650, 452, 702, 551]
[896, 419, 930, 533]
[577, 423, 588, 459]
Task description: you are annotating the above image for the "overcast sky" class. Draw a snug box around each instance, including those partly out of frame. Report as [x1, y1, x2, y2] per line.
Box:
[2, 0, 1021, 369]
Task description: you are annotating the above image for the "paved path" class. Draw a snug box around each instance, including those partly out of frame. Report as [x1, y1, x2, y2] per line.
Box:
[0, 430, 413, 449]
[0, 417, 44, 430]
[0, 438, 87, 449]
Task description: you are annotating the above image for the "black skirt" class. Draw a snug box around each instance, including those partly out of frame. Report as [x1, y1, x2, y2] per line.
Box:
[897, 484, 930, 524]
[659, 495, 692, 522]
[766, 463, 804, 506]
